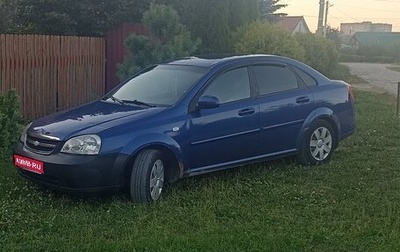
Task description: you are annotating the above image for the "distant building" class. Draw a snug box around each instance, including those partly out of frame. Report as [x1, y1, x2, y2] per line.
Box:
[351, 32, 400, 48]
[340, 21, 392, 35]
[277, 16, 310, 34]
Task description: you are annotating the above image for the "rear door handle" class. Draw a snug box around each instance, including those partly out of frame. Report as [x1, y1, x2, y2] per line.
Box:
[238, 108, 255, 116]
[296, 96, 310, 104]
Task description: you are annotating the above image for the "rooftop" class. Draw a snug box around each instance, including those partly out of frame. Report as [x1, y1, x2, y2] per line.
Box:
[277, 16, 310, 33]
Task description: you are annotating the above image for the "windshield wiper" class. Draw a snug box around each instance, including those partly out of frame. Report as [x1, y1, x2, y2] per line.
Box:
[121, 99, 156, 108]
[127, 100, 155, 107]
[109, 96, 155, 107]
[110, 95, 124, 105]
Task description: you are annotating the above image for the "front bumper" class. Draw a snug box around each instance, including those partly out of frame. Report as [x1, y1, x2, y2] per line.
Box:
[13, 142, 130, 193]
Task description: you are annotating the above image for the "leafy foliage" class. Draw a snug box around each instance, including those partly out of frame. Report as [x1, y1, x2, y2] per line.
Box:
[0, 90, 22, 158]
[234, 21, 305, 60]
[340, 43, 400, 63]
[259, 0, 287, 21]
[162, 0, 286, 53]
[0, 0, 287, 46]
[0, 0, 20, 34]
[357, 45, 400, 63]
[166, 0, 260, 54]
[295, 33, 339, 77]
[233, 22, 340, 77]
[0, 0, 149, 36]
[117, 4, 201, 80]
[325, 26, 341, 49]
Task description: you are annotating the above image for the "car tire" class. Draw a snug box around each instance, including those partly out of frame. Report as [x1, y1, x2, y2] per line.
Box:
[298, 119, 336, 165]
[130, 149, 165, 203]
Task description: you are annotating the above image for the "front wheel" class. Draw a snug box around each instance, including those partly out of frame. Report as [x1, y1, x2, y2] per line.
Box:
[130, 149, 165, 203]
[298, 120, 336, 165]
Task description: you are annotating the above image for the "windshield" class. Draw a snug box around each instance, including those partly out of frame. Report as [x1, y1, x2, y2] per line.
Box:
[107, 65, 207, 106]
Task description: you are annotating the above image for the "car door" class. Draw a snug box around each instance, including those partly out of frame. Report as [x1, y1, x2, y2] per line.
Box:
[252, 63, 316, 155]
[186, 66, 261, 171]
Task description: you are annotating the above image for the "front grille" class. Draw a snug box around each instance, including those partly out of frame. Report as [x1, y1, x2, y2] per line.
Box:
[25, 133, 61, 155]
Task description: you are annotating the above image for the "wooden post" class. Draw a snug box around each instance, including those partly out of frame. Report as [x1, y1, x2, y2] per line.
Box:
[397, 82, 400, 116]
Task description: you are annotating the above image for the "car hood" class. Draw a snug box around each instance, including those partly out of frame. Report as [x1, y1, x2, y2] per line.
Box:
[29, 100, 167, 140]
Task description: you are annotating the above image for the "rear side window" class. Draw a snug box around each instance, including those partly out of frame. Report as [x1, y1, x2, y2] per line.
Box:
[203, 67, 251, 104]
[253, 65, 299, 95]
[291, 66, 317, 86]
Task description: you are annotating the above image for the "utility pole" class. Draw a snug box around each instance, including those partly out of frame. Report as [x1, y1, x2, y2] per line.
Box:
[317, 0, 325, 36]
[323, 1, 333, 37]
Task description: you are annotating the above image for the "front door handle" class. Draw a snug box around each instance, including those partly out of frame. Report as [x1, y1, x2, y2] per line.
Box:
[296, 96, 310, 104]
[238, 108, 255, 116]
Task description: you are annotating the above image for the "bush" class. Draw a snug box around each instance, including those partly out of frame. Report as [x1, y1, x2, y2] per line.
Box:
[233, 22, 341, 78]
[294, 33, 339, 77]
[339, 46, 357, 55]
[356, 45, 400, 63]
[233, 21, 305, 60]
[367, 56, 397, 64]
[339, 54, 367, 62]
[0, 90, 22, 157]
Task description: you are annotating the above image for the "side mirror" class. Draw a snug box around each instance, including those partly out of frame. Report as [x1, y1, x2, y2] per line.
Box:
[197, 95, 220, 110]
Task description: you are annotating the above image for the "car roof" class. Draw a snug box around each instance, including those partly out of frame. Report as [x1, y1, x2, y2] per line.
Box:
[163, 54, 289, 68]
[162, 54, 331, 82]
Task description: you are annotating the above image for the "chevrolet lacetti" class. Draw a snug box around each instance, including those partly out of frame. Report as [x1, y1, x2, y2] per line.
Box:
[13, 55, 356, 202]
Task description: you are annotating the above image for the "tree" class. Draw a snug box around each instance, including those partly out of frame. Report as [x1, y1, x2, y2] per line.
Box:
[259, 0, 287, 22]
[166, 0, 288, 53]
[118, 4, 201, 80]
[1, 0, 287, 42]
[163, 0, 260, 53]
[0, 0, 24, 34]
[0, 0, 150, 36]
[234, 21, 305, 60]
[325, 26, 341, 49]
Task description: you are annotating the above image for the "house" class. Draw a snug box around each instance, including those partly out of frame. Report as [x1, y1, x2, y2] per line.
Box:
[277, 16, 310, 34]
[341, 22, 392, 35]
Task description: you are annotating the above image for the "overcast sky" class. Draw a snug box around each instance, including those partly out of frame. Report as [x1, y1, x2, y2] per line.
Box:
[280, 0, 400, 32]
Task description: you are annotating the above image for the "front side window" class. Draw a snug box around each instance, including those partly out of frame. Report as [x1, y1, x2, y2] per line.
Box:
[108, 65, 207, 106]
[253, 65, 299, 95]
[203, 67, 251, 104]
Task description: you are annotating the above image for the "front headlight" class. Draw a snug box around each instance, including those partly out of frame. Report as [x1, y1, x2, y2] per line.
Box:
[61, 135, 101, 155]
[20, 122, 32, 144]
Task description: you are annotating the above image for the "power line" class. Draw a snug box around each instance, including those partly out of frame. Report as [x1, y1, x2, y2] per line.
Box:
[337, 4, 400, 13]
[331, 6, 360, 22]
[285, 4, 316, 8]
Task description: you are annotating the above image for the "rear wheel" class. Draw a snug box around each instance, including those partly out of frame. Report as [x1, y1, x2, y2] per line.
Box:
[130, 149, 165, 202]
[298, 120, 336, 165]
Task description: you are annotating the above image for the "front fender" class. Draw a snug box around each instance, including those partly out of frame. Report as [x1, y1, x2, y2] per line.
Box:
[120, 132, 183, 167]
[296, 107, 341, 149]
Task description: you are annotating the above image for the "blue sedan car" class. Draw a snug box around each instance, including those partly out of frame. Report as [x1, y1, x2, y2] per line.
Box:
[13, 55, 356, 202]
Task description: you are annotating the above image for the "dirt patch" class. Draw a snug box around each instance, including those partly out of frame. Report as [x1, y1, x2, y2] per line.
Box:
[342, 62, 400, 96]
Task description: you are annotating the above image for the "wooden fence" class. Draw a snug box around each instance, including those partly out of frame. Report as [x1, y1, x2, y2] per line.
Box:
[0, 34, 105, 119]
[106, 23, 146, 92]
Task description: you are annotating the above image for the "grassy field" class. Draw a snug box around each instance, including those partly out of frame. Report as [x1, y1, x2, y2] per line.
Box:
[1, 89, 400, 251]
[387, 66, 400, 73]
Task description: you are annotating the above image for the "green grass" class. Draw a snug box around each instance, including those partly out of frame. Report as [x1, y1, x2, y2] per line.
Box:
[387, 66, 400, 73]
[332, 64, 367, 84]
[1, 90, 400, 251]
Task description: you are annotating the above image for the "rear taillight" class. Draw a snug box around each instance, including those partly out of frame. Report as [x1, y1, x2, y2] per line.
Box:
[348, 84, 355, 102]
